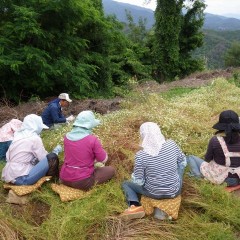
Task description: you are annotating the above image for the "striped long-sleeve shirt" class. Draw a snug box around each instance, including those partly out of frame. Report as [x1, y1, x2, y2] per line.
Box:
[133, 139, 186, 197]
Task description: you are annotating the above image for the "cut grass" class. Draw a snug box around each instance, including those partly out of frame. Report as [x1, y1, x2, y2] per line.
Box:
[1, 78, 240, 239]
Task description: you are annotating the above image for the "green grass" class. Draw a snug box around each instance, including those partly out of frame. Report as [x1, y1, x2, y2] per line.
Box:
[160, 87, 197, 100]
[1, 78, 240, 239]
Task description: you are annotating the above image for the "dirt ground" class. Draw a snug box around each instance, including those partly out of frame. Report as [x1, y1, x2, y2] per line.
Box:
[0, 67, 238, 127]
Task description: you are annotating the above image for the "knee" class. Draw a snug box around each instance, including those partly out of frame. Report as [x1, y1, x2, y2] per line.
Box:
[104, 166, 115, 179]
[122, 180, 131, 189]
[109, 166, 116, 177]
[186, 155, 197, 163]
[46, 153, 59, 178]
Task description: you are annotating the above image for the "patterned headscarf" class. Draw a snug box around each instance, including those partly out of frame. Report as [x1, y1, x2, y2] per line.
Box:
[140, 122, 166, 157]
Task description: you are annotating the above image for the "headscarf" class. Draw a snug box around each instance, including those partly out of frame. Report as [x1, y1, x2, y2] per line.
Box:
[0, 119, 22, 142]
[140, 122, 166, 157]
[66, 111, 100, 141]
[13, 114, 48, 141]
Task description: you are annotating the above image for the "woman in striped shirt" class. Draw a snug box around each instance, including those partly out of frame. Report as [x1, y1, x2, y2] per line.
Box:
[121, 122, 186, 220]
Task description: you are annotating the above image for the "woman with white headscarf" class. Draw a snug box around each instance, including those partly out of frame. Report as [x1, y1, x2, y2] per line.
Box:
[1, 114, 60, 185]
[121, 122, 186, 220]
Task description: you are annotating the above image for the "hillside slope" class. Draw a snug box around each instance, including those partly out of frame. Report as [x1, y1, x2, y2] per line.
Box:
[1, 76, 240, 239]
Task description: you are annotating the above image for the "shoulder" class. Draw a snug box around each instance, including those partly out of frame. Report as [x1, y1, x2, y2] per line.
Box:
[30, 135, 43, 143]
[136, 150, 149, 158]
[164, 139, 178, 148]
[209, 136, 219, 144]
[82, 135, 102, 145]
[16, 135, 43, 147]
[49, 102, 59, 109]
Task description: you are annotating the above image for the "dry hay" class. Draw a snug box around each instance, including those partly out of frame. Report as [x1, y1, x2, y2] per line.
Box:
[103, 217, 178, 240]
[0, 219, 21, 240]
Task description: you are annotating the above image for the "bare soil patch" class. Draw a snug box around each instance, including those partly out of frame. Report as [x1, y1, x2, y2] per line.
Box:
[0, 67, 238, 127]
[135, 67, 236, 93]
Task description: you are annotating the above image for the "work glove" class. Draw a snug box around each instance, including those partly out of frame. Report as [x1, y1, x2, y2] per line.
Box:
[94, 162, 105, 168]
[52, 144, 63, 155]
[66, 115, 75, 122]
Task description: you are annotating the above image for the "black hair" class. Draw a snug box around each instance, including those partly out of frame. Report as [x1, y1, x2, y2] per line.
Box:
[215, 130, 240, 144]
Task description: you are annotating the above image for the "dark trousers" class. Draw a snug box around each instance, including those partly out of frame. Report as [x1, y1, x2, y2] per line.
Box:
[61, 166, 115, 191]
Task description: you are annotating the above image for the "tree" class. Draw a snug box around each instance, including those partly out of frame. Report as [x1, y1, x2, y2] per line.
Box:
[224, 41, 240, 67]
[154, 0, 183, 81]
[178, 0, 206, 77]
[0, 0, 128, 102]
[152, 0, 205, 81]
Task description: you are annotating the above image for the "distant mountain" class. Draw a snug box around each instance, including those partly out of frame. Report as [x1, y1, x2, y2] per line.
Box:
[103, 0, 154, 29]
[102, 0, 240, 31]
[204, 13, 240, 31]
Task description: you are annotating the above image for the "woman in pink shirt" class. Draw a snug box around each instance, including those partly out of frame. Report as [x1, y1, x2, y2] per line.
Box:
[60, 110, 115, 190]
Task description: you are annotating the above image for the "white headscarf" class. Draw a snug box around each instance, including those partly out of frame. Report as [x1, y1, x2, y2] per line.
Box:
[13, 114, 48, 141]
[140, 122, 166, 157]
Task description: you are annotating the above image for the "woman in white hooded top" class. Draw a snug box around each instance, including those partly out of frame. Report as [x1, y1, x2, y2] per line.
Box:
[1, 114, 60, 185]
[121, 122, 186, 220]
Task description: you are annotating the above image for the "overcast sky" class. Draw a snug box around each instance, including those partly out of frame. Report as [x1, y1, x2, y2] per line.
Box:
[113, 0, 240, 18]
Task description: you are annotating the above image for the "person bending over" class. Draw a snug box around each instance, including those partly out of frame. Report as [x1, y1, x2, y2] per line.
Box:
[41, 93, 74, 129]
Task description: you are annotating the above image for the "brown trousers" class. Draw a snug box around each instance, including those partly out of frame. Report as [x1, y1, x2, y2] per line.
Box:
[61, 166, 115, 191]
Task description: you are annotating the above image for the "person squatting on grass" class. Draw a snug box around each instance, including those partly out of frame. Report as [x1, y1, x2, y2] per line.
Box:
[121, 122, 187, 220]
[0, 119, 22, 161]
[187, 110, 240, 186]
[59, 110, 115, 190]
[41, 93, 75, 129]
[1, 114, 61, 185]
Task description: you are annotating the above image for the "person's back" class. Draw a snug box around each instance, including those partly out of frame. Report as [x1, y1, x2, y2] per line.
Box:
[187, 110, 240, 186]
[59, 110, 115, 190]
[120, 122, 186, 220]
[60, 134, 106, 182]
[136, 139, 184, 197]
[205, 135, 240, 167]
[2, 134, 47, 183]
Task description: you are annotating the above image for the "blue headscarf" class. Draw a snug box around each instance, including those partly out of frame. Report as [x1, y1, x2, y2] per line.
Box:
[66, 111, 100, 141]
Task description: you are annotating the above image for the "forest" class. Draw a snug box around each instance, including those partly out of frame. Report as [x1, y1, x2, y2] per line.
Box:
[1, 0, 239, 103]
[2, 0, 239, 103]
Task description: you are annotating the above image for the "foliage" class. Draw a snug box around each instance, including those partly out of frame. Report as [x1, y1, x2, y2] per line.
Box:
[178, 0, 206, 76]
[153, 0, 206, 81]
[0, 0, 131, 102]
[224, 41, 240, 68]
[108, 11, 153, 84]
[194, 30, 240, 69]
[154, 0, 183, 81]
